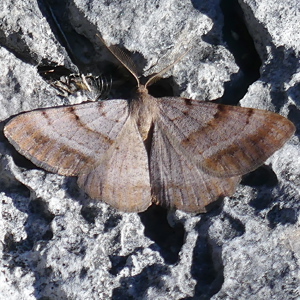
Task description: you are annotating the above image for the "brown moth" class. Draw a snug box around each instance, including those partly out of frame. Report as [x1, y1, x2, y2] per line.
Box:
[4, 35, 295, 213]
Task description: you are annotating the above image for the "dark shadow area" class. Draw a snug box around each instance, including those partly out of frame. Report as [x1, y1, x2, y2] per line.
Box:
[248, 180, 296, 218]
[266, 47, 299, 109]
[287, 82, 300, 106]
[220, 0, 261, 105]
[109, 254, 130, 276]
[112, 263, 170, 300]
[3, 197, 55, 255]
[249, 190, 275, 211]
[37, 0, 94, 72]
[27, 198, 55, 240]
[103, 214, 122, 232]
[192, 0, 261, 106]
[221, 213, 245, 240]
[37, 0, 180, 101]
[247, 168, 293, 214]
[183, 210, 245, 300]
[0, 30, 39, 66]
[80, 205, 101, 224]
[139, 205, 185, 264]
[63, 176, 82, 200]
[288, 104, 300, 138]
[79, 267, 88, 279]
[241, 165, 278, 188]
[183, 212, 223, 300]
[0, 175, 31, 201]
[147, 76, 178, 98]
[267, 204, 298, 229]
[38, 65, 74, 80]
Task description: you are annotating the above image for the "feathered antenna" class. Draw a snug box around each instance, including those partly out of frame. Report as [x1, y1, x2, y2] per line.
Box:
[96, 34, 140, 87]
[145, 47, 191, 88]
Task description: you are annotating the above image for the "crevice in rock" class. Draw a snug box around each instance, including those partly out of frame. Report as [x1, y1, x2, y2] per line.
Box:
[267, 204, 298, 229]
[192, 0, 261, 105]
[37, 0, 94, 72]
[184, 212, 224, 300]
[2, 195, 55, 294]
[219, 0, 261, 105]
[108, 254, 130, 276]
[287, 104, 300, 138]
[249, 191, 275, 211]
[111, 263, 170, 300]
[103, 214, 123, 231]
[139, 205, 185, 264]
[80, 204, 101, 224]
[26, 198, 55, 242]
[236, 2, 299, 113]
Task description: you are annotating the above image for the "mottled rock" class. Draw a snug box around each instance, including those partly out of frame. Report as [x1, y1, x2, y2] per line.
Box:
[0, 0, 299, 299]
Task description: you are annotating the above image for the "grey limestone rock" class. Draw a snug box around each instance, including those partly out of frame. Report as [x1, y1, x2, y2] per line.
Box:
[0, 0, 299, 299]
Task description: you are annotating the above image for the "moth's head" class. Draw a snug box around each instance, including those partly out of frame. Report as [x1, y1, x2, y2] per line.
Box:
[137, 84, 149, 95]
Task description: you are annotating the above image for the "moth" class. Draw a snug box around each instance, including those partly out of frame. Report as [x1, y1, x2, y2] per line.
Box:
[4, 35, 295, 213]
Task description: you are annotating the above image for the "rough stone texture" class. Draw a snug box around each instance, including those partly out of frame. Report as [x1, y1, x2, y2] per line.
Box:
[0, 0, 299, 299]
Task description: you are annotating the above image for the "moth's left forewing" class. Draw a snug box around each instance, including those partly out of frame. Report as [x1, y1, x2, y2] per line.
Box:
[150, 122, 241, 212]
[154, 97, 295, 178]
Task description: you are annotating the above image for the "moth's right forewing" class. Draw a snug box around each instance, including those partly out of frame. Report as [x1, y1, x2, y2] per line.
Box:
[4, 100, 129, 176]
[155, 97, 295, 177]
[150, 123, 241, 213]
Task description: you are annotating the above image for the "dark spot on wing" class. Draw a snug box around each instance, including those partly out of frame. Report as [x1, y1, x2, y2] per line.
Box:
[245, 108, 255, 124]
[32, 133, 49, 145]
[41, 111, 49, 118]
[213, 104, 231, 119]
[41, 110, 51, 126]
[67, 106, 80, 120]
[182, 137, 190, 145]
[68, 106, 75, 112]
[184, 98, 193, 106]
[98, 101, 105, 108]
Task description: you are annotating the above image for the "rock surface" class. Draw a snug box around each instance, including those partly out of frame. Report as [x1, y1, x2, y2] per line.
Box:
[0, 0, 299, 299]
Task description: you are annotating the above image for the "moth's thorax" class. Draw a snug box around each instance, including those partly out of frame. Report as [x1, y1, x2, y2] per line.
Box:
[130, 85, 157, 141]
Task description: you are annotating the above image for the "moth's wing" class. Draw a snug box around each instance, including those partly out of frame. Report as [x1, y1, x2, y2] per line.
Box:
[150, 124, 241, 213]
[78, 118, 151, 212]
[4, 100, 129, 176]
[155, 97, 295, 177]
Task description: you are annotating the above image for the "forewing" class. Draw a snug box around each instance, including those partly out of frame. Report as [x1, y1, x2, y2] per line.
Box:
[78, 118, 151, 212]
[150, 124, 241, 213]
[4, 100, 129, 176]
[155, 97, 295, 177]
